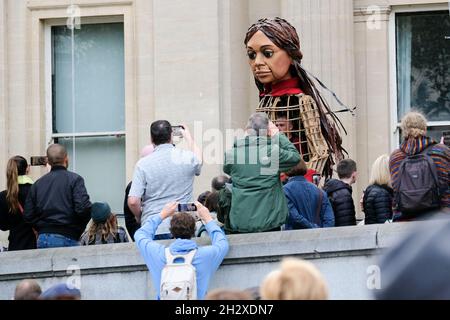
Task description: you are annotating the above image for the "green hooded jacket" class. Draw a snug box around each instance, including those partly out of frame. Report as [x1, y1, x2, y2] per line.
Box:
[223, 133, 301, 233]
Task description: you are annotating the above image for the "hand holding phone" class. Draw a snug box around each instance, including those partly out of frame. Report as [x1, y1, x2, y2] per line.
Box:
[177, 203, 197, 212]
[30, 156, 48, 166]
[160, 202, 179, 220]
[195, 201, 213, 224]
[171, 126, 185, 137]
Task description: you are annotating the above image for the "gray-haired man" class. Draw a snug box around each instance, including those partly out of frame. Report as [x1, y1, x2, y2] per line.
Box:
[223, 112, 300, 233]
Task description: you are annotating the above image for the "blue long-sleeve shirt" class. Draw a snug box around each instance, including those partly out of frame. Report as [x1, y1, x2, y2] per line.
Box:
[135, 214, 229, 300]
[283, 176, 335, 229]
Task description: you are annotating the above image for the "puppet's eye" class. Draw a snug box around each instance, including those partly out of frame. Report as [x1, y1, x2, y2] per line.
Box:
[247, 51, 257, 60]
[263, 50, 274, 58]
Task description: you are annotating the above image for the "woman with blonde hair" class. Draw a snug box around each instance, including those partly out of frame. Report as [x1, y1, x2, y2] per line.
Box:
[260, 258, 328, 300]
[80, 202, 129, 245]
[0, 156, 36, 250]
[363, 154, 394, 224]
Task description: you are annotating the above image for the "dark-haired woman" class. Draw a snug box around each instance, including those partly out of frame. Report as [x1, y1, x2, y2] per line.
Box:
[245, 17, 347, 177]
[0, 156, 36, 251]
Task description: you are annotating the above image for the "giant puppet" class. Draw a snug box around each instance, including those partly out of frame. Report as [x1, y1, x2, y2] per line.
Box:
[244, 17, 349, 177]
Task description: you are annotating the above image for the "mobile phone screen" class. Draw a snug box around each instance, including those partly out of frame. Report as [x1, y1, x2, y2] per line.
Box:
[172, 126, 184, 137]
[177, 203, 197, 212]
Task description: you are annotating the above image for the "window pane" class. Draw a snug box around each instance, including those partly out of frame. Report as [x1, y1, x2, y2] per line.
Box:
[59, 136, 126, 214]
[427, 126, 450, 144]
[52, 23, 125, 133]
[396, 11, 450, 122]
[398, 126, 450, 145]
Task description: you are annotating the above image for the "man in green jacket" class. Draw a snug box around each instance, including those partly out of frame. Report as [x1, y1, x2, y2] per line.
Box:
[223, 113, 301, 233]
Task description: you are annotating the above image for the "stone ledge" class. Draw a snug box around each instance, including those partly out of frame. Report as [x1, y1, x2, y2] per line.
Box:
[27, 0, 133, 10]
[0, 221, 419, 281]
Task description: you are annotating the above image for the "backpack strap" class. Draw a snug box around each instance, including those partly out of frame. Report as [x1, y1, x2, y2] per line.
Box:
[396, 144, 442, 207]
[165, 248, 197, 265]
[418, 144, 440, 187]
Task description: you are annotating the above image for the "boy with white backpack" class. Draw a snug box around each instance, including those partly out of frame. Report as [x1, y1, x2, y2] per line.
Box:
[135, 201, 229, 300]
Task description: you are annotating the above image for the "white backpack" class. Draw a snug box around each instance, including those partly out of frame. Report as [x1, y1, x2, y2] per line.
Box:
[160, 248, 198, 300]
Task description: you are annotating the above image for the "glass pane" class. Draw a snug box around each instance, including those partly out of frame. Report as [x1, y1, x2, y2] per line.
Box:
[58, 136, 126, 214]
[427, 126, 450, 144]
[396, 11, 450, 122]
[52, 23, 125, 133]
[398, 125, 450, 145]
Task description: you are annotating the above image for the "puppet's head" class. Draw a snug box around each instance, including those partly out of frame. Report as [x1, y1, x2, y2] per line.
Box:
[244, 17, 304, 92]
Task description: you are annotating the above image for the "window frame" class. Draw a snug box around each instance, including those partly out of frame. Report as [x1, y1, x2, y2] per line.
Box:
[44, 17, 128, 214]
[44, 16, 126, 149]
[388, 4, 450, 150]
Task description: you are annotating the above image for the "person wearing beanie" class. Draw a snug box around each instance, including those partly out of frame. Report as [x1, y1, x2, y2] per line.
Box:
[80, 202, 129, 245]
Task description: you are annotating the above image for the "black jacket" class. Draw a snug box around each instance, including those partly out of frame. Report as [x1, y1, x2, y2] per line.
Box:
[124, 182, 140, 241]
[363, 184, 393, 224]
[0, 184, 36, 251]
[24, 166, 91, 240]
[323, 179, 356, 226]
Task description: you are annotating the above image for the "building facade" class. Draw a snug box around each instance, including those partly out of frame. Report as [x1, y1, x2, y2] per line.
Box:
[0, 0, 448, 244]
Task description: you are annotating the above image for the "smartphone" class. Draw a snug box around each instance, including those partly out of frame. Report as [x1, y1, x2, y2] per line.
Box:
[30, 156, 48, 166]
[171, 126, 184, 137]
[312, 174, 321, 187]
[177, 203, 197, 212]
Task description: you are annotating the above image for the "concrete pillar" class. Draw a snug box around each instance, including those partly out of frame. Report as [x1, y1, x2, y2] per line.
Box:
[152, 0, 223, 194]
[219, 0, 251, 144]
[354, 1, 392, 219]
[0, 0, 8, 247]
[248, 0, 281, 24]
[0, 0, 7, 189]
[281, 0, 356, 159]
[7, 0, 29, 158]
[281, 0, 361, 215]
[134, 0, 155, 168]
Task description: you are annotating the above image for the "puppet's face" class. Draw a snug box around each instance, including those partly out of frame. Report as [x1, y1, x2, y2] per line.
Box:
[246, 30, 293, 85]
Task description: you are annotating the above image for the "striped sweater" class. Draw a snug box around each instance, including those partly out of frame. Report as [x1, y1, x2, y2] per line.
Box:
[389, 136, 450, 220]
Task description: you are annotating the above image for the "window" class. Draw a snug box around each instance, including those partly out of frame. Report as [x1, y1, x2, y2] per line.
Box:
[50, 22, 126, 213]
[395, 10, 450, 143]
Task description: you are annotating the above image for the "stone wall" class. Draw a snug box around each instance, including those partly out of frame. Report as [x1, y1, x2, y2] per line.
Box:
[0, 222, 418, 300]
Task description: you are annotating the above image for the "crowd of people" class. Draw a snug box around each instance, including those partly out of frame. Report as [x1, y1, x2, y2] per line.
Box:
[1, 17, 449, 300]
[1, 109, 449, 300]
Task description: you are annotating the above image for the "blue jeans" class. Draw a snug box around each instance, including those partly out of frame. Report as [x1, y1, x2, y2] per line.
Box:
[37, 233, 80, 249]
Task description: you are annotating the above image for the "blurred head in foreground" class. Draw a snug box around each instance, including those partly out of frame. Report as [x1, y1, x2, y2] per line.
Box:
[260, 258, 328, 300]
[375, 218, 450, 299]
